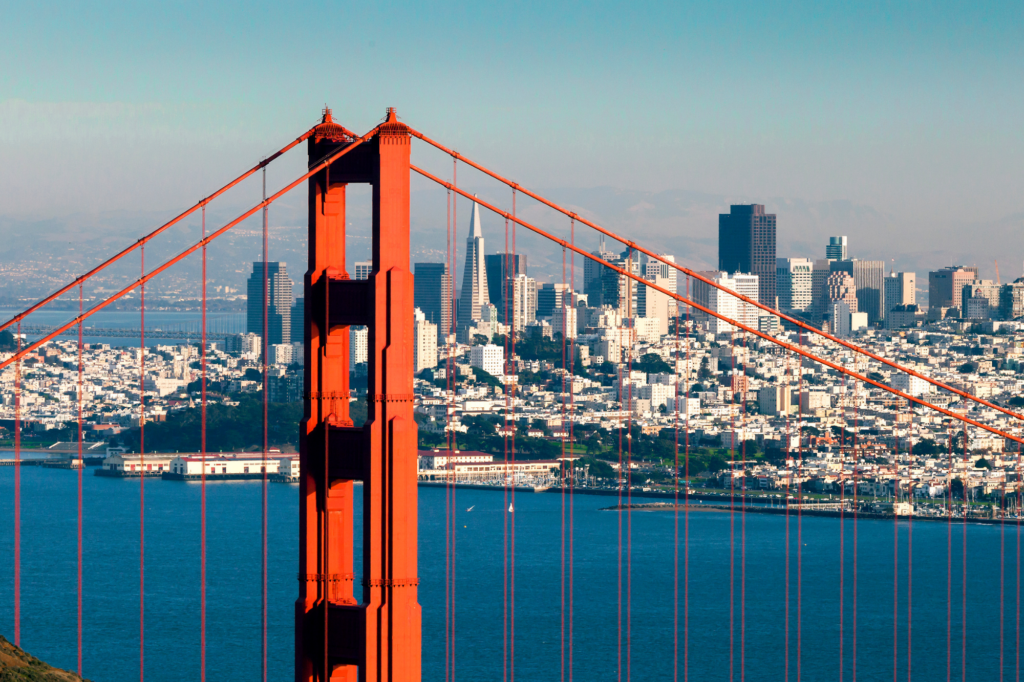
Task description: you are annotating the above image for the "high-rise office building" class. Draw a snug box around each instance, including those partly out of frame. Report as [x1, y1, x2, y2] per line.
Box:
[825, 272, 857, 313]
[246, 262, 294, 346]
[929, 266, 979, 319]
[602, 250, 642, 315]
[810, 259, 835, 322]
[485, 253, 527, 314]
[414, 262, 452, 341]
[883, 272, 916, 313]
[353, 261, 372, 280]
[776, 258, 814, 312]
[826, 236, 848, 261]
[457, 200, 489, 327]
[718, 205, 776, 308]
[290, 297, 304, 343]
[637, 275, 672, 337]
[584, 238, 617, 307]
[642, 253, 678, 318]
[832, 260, 885, 324]
[537, 282, 570, 318]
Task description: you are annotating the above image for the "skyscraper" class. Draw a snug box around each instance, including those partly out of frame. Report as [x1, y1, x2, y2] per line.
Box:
[718, 204, 777, 308]
[485, 253, 527, 315]
[246, 262, 294, 346]
[826, 236, 848, 261]
[290, 297, 304, 343]
[776, 258, 813, 312]
[413, 262, 452, 341]
[832, 259, 885, 324]
[884, 272, 916, 313]
[457, 200, 489, 328]
[928, 266, 979, 319]
[584, 237, 617, 307]
[537, 282, 570, 318]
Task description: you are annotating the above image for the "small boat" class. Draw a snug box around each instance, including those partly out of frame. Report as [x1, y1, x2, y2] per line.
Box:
[509, 503, 514, 513]
[466, 505, 475, 512]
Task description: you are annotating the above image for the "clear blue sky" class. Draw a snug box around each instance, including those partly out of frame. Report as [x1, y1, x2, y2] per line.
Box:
[1, 0, 1022, 237]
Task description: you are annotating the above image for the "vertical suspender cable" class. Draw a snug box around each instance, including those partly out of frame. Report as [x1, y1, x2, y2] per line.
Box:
[560, 244, 566, 682]
[511, 188, 517, 682]
[451, 161, 458, 682]
[894, 408, 899, 682]
[962, 424, 967, 682]
[444, 184, 452, 682]
[840, 378, 846, 682]
[569, 218, 575, 682]
[673, 282, 680, 682]
[741, 332, 747, 682]
[261, 164, 269, 682]
[13, 321, 20, 647]
[139, 245, 146, 682]
[321, 162, 331, 682]
[730, 329, 736, 682]
[947, 425, 952, 682]
[626, 249, 633, 682]
[797, 332, 803, 682]
[785, 347, 791, 682]
[684, 276, 691, 682]
[907, 413, 913, 682]
[77, 283, 84, 677]
[200, 205, 208, 682]
[502, 211, 509, 682]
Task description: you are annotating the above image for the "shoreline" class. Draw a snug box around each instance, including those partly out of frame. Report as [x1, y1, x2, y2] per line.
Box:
[603, 501, 1021, 526]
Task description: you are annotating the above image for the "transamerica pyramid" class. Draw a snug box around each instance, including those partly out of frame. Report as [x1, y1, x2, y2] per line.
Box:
[457, 198, 489, 327]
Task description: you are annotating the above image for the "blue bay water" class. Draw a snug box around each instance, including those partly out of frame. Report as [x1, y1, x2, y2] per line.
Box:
[1, 466, 1020, 681]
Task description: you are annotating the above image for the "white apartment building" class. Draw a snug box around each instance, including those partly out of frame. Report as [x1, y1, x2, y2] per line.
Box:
[891, 371, 931, 397]
[350, 326, 368, 369]
[470, 343, 504, 377]
[693, 272, 758, 334]
[638, 382, 675, 411]
[551, 304, 578, 339]
[270, 343, 294, 366]
[510, 274, 538, 332]
[414, 308, 438, 372]
[637, 274, 671, 337]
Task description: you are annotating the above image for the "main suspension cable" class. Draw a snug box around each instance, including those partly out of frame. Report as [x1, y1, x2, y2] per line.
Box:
[0, 128, 318, 335]
[407, 127, 1024, 422]
[0, 125, 382, 372]
[410, 166, 1024, 444]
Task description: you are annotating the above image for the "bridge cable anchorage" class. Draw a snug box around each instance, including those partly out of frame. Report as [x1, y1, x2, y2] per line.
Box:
[0, 124, 382, 373]
[0, 127, 317, 335]
[411, 165, 1024, 444]
[407, 128, 1024, 424]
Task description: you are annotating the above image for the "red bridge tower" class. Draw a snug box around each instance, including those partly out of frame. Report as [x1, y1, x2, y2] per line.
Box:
[297, 108, 421, 682]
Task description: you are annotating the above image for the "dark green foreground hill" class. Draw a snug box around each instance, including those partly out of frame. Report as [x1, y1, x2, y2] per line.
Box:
[0, 636, 89, 682]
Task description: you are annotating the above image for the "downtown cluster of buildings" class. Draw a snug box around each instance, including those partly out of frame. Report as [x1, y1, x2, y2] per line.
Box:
[4, 201, 1024, 507]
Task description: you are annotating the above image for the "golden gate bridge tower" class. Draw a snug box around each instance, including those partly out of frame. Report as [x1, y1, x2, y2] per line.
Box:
[297, 108, 421, 682]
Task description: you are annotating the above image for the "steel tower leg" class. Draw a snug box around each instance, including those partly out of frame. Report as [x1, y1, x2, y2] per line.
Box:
[297, 107, 420, 682]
